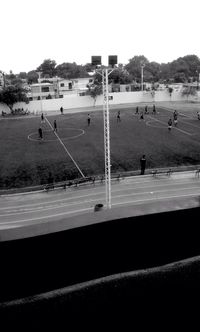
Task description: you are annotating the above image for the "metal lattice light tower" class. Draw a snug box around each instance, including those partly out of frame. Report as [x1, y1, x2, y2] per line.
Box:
[102, 67, 111, 208]
[91, 55, 117, 209]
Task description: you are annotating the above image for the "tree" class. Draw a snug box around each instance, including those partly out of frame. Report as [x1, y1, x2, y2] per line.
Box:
[18, 72, 27, 79]
[168, 55, 200, 82]
[174, 72, 187, 83]
[0, 85, 28, 108]
[145, 62, 161, 82]
[125, 55, 149, 82]
[168, 87, 173, 96]
[27, 70, 39, 84]
[55, 62, 89, 79]
[108, 66, 133, 84]
[87, 73, 102, 106]
[37, 59, 57, 78]
[182, 86, 197, 101]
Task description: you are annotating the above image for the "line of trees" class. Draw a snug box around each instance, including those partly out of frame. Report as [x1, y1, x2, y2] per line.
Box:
[2, 54, 200, 84]
[1, 54, 200, 108]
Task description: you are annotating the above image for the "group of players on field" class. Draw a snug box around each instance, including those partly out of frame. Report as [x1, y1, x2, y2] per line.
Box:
[134, 105, 178, 131]
[38, 105, 200, 140]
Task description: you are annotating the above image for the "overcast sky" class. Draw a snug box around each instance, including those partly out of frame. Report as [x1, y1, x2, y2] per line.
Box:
[1, 0, 200, 73]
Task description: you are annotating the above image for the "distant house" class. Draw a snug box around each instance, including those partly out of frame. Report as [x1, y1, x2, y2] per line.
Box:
[28, 82, 57, 101]
[28, 76, 94, 100]
[59, 77, 94, 97]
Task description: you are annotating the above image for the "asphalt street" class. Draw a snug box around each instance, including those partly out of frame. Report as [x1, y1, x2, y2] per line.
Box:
[0, 171, 200, 236]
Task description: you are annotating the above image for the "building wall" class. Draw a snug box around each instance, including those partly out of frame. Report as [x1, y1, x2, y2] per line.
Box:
[13, 90, 199, 114]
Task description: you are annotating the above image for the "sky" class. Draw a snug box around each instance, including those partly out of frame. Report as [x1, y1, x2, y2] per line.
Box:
[1, 0, 200, 73]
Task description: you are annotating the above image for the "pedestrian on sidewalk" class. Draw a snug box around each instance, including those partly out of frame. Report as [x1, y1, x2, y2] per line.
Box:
[140, 154, 146, 175]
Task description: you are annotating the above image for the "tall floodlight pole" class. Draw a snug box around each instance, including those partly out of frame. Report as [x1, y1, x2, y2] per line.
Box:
[102, 68, 112, 208]
[91, 55, 117, 209]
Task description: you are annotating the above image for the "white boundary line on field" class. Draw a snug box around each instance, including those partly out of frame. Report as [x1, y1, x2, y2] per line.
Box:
[45, 116, 85, 178]
[146, 114, 194, 136]
[159, 106, 200, 130]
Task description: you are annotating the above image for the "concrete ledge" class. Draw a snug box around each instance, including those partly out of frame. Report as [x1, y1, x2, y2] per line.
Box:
[1, 255, 200, 328]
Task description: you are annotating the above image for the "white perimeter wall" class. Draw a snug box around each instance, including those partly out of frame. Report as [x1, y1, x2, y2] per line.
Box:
[12, 90, 200, 114]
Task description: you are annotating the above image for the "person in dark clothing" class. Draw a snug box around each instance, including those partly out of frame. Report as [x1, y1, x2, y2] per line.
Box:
[135, 106, 139, 114]
[41, 113, 45, 123]
[87, 113, 91, 126]
[140, 111, 144, 120]
[117, 110, 121, 122]
[145, 105, 148, 114]
[168, 118, 172, 131]
[38, 127, 43, 140]
[140, 155, 146, 175]
[60, 107, 64, 115]
[173, 113, 178, 126]
[53, 120, 57, 132]
[152, 104, 156, 114]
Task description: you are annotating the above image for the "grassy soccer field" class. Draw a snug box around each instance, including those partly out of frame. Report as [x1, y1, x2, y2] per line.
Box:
[1, 103, 200, 188]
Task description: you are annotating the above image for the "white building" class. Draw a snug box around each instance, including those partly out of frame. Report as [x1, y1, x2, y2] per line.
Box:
[28, 82, 57, 101]
[58, 77, 93, 97]
[28, 77, 94, 100]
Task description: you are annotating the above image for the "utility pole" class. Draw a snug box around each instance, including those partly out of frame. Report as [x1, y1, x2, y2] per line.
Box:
[91, 55, 117, 209]
[141, 63, 145, 91]
[36, 71, 43, 112]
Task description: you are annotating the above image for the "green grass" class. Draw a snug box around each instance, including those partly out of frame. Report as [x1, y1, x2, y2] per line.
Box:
[1, 104, 200, 188]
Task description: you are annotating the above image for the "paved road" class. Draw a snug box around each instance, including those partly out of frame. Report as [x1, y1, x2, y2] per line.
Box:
[0, 171, 200, 235]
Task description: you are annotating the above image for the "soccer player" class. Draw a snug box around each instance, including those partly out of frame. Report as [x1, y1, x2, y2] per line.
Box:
[38, 127, 43, 140]
[135, 106, 139, 114]
[60, 106, 63, 115]
[174, 113, 178, 126]
[53, 120, 57, 132]
[168, 118, 172, 131]
[144, 105, 148, 114]
[87, 113, 91, 126]
[152, 104, 156, 115]
[117, 110, 121, 122]
[140, 111, 144, 120]
[41, 113, 45, 123]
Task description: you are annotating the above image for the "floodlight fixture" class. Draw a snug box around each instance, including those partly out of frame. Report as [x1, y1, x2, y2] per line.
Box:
[108, 55, 118, 68]
[91, 56, 102, 67]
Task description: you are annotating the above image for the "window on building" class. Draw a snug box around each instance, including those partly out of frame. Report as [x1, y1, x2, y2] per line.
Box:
[68, 82, 72, 90]
[60, 83, 64, 87]
[41, 86, 49, 92]
[59, 95, 63, 98]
